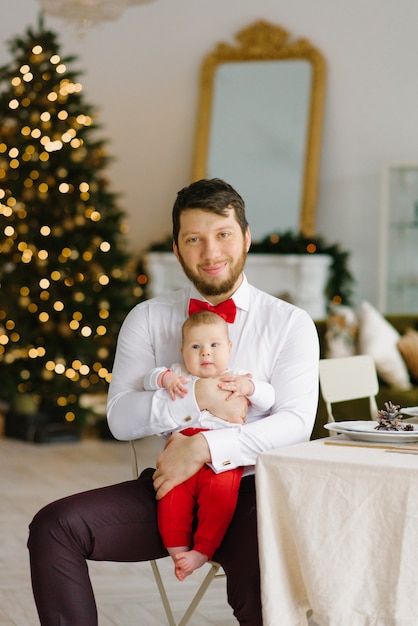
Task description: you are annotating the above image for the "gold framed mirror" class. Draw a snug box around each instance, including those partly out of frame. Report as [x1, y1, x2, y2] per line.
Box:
[191, 20, 326, 238]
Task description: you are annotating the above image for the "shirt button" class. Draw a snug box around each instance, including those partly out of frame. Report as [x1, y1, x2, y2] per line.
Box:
[184, 416, 192, 422]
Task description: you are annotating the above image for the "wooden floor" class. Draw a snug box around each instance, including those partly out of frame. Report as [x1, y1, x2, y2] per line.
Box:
[0, 434, 237, 626]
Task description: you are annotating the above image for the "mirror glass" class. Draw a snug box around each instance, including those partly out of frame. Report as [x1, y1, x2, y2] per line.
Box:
[192, 21, 326, 238]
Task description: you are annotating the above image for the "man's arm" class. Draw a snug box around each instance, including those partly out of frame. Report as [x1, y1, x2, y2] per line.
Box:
[107, 301, 202, 440]
[200, 307, 320, 473]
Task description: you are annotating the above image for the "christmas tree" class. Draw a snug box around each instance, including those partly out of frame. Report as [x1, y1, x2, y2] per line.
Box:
[0, 16, 143, 433]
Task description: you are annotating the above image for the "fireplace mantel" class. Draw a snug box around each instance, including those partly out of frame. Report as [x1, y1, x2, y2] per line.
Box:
[145, 252, 331, 320]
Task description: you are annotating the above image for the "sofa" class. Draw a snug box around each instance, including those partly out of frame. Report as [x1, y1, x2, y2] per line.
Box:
[311, 310, 418, 440]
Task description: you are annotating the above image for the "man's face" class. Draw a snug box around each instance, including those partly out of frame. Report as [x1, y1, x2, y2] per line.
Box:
[173, 208, 251, 302]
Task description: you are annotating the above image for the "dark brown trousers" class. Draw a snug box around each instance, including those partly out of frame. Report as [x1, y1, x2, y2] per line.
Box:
[28, 469, 262, 625]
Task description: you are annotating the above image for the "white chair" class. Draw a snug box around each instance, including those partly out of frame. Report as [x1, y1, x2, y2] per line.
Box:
[129, 441, 225, 626]
[319, 354, 379, 426]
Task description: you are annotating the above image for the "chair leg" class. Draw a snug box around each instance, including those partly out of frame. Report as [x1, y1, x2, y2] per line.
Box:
[150, 559, 223, 626]
[150, 560, 177, 626]
[178, 562, 221, 626]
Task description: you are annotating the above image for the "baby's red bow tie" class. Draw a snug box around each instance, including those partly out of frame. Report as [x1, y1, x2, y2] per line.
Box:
[188, 298, 237, 323]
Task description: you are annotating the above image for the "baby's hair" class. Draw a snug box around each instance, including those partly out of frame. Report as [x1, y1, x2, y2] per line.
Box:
[182, 311, 229, 342]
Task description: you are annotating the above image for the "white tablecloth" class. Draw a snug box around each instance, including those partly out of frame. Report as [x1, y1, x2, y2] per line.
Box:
[256, 436, 418, 626]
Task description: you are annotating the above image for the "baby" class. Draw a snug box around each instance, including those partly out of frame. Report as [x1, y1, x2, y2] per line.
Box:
[144, 310, 275, 580]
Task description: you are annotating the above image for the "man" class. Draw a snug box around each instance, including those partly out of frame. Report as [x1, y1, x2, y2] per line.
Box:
[28, 178, 319, 625]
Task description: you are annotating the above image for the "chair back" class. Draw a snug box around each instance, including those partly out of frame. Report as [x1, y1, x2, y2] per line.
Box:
[319, 355, 379, 424]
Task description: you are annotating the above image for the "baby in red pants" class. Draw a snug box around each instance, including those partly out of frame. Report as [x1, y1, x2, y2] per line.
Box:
[144, 310, 275, 580]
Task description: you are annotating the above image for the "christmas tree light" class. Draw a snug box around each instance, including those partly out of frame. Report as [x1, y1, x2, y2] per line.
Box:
[0, 16, 144, 431]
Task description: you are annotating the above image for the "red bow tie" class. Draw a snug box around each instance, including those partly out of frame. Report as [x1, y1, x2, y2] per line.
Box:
[188, 298, 237, 323]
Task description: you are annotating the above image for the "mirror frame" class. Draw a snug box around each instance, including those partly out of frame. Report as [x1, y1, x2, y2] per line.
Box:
[191, 20, 326, 237]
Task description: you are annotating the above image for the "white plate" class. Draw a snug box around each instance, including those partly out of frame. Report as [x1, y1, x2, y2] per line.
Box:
[324, 420, 418, 443]
[402, 406, 418, 417]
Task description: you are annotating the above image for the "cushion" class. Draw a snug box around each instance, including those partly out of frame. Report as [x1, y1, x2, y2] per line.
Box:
[325, 304, 358, 358]
[398, 328, 418, 381]
[358, 301, 411, 390]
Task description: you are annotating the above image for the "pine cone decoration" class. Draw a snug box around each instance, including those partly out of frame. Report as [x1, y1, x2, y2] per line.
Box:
[375, 401, 413, 431]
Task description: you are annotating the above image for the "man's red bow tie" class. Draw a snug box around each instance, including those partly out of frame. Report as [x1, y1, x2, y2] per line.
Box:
[188, 298, 237, 323]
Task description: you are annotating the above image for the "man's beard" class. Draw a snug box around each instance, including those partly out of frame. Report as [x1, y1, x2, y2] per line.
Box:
[177, 245, 247, 298]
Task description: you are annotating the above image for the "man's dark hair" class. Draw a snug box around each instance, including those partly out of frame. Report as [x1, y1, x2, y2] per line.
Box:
[172, 178, 248, 245]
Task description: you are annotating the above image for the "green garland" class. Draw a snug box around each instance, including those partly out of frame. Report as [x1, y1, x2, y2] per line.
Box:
[250, 231, 355, 307]
[148, 230, 355, 308]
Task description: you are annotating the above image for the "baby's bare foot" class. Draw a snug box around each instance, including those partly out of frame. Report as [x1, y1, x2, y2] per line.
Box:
[173, 550, 208, 581]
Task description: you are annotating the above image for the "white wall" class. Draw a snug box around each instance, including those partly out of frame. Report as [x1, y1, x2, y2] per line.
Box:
[3, 0, 418, 308]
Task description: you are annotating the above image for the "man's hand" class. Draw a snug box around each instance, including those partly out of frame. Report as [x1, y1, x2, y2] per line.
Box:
[152, 432, 210, 500]
[195, 377, 248, 424]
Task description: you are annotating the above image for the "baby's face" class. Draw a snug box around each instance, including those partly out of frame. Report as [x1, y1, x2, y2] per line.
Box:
[181, 322, 231, 378]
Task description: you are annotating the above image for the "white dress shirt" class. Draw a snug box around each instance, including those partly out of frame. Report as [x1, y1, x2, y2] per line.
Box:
[107, 275, 319, 474]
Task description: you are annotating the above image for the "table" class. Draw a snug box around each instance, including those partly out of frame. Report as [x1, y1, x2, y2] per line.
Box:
[256, 436, 418, 626]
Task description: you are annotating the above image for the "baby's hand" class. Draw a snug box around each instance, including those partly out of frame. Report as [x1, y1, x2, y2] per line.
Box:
[218, 372, 254, 401]
[159, 370, 190, 400]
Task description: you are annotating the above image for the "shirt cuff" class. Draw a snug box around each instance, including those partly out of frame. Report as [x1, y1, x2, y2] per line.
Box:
[164, 379, 201, 429]
[248, 380, 264, 408]
[248, 380, 274, 412]
[200, 426, 242, 473]
[144, 367, 165, 390]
